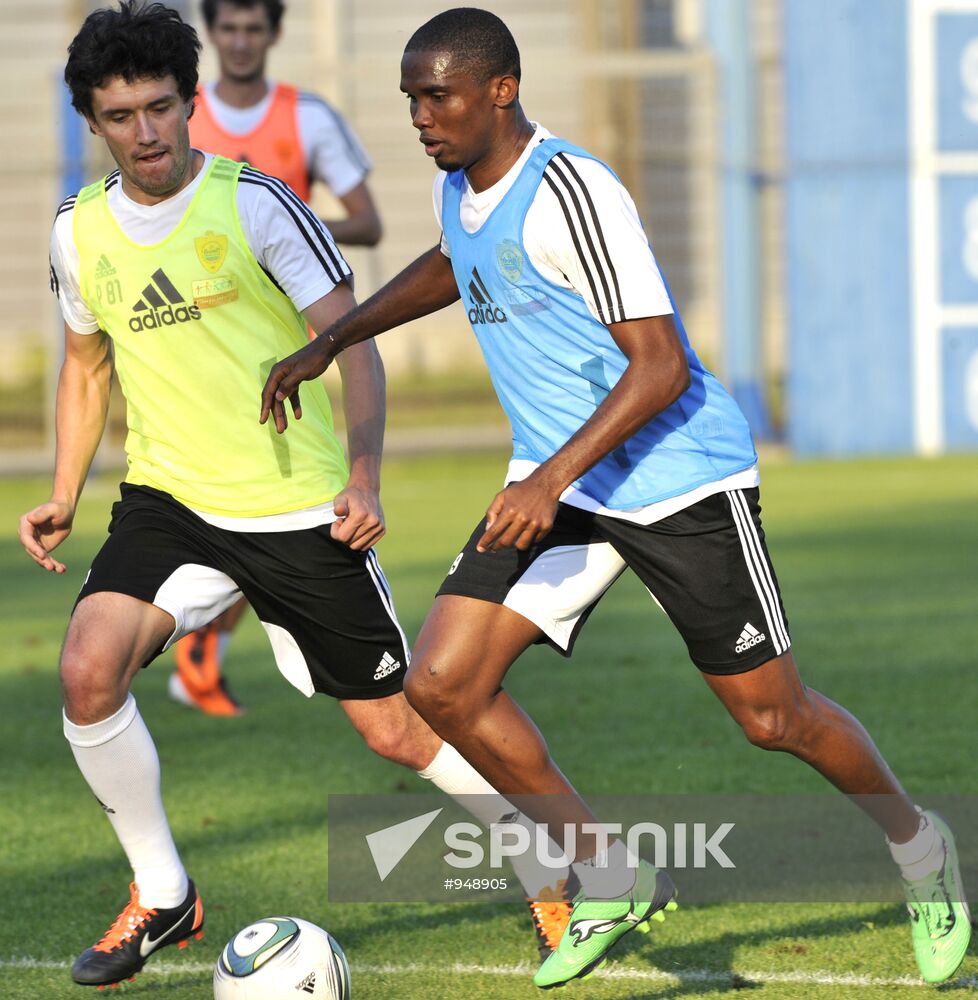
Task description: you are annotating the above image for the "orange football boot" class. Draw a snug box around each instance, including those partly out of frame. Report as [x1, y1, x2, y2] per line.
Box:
[169, 623, 244, 716]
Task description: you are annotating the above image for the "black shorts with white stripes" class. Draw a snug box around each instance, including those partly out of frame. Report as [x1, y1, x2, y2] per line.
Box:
[77, 484, 409, 700]
[437, 488, 790, 674]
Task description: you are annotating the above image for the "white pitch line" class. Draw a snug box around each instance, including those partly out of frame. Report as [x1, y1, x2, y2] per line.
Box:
[2, 956, 976, 989]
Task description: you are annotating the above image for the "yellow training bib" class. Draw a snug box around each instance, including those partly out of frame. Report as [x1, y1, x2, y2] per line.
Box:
[74, 156, 349, 516]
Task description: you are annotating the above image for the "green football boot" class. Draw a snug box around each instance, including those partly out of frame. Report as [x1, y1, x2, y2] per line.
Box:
[901, 811, 971, 984]
[533, 859, 677, 990]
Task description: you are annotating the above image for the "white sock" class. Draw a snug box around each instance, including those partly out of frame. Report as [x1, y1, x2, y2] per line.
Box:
[572, 838, 637, 899]
[64, 694, 188, 908]
[217, 630, 233, 662]
[887, 809, 945, 882]
[417, 742, 569, 898]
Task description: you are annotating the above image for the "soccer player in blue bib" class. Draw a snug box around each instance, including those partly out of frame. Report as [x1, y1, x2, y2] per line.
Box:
[261, 8, 971, 988]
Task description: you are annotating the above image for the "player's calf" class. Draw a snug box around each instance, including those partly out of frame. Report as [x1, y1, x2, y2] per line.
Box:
[341, 691, 442, 770]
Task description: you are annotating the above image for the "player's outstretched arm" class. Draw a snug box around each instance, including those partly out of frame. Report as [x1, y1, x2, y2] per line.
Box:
[260, 245, 459, 432]
[477, 314, 691, 553]
[19, 324, 112, 572]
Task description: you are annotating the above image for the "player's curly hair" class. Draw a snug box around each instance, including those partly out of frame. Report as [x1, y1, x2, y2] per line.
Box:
[404, 8, 521, 85]
[200, 0, 285, 30]
[65, 1, 201, 119]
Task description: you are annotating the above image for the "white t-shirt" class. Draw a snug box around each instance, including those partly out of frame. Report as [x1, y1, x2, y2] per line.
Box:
[434, 124, 759, 524]
[49, 152, 351, 531]
[201, 81, 371, 198]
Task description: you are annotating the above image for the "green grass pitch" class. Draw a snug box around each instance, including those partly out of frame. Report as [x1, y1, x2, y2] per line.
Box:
[1, 452, 976, 999]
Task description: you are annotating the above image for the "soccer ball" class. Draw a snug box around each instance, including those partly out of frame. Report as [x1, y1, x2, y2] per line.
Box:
[213, 916, 351, 1000]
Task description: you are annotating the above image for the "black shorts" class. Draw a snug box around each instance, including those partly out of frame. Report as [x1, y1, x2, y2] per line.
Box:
[77, 484, 409, 700]
[436, 488, 791, 674]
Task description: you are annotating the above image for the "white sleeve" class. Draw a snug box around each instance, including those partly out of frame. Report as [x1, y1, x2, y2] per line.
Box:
[524, 153, 673, 325]
[297, 94, 371, 199]
[236, 169, 352, 312]
[432, 173, 451, 258]
[49, 199, 101, 334]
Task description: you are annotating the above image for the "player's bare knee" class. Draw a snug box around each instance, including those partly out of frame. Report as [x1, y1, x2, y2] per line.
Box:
[60, 638, 130, 722]
[61, 659, 114, 722]
[356, 705, 439, 769]
[358, 721, 409, 763]
[402, 667, 444, 724]
[403, 656, 441, 710]
[739, 706, 793, 751]
[403, 662, 469, 736]
[60, 642, 99, 702]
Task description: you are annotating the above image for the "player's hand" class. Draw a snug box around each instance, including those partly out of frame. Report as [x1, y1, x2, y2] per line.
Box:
[18, 500, 74, 573]
[330, 484, 386, 551]
[477, 478, 558, 553]
[259, 337, 335, 433]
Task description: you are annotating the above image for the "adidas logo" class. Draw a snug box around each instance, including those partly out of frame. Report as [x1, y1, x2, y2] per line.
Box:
[296, 971, 316, 993]
[129, 268, 201, 332]
[735, 622, 766, 654]
[374, 651, 401, 681]
[467, 266, 507, 325]
[94, 254, 116, 279]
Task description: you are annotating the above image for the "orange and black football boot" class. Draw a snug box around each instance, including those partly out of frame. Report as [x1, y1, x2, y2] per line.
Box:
[71, 880, 204, 987]
[169, 623, 244, 717]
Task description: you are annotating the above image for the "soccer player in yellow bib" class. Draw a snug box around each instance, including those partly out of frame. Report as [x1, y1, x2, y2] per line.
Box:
[21, 1, 563, 987]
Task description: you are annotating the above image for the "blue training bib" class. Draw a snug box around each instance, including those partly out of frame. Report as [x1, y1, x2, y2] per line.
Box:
[441, 137, 757, 509]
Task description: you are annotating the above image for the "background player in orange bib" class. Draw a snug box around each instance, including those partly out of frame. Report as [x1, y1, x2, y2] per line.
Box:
[193, 0, 379, 244]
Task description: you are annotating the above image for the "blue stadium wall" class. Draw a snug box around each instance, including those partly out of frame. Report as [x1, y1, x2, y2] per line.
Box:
[783, 0, 978, 454]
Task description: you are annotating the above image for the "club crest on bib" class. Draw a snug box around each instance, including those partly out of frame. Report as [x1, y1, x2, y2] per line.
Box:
[195, 231, 228, 274]
[496, 239, 524, 283]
